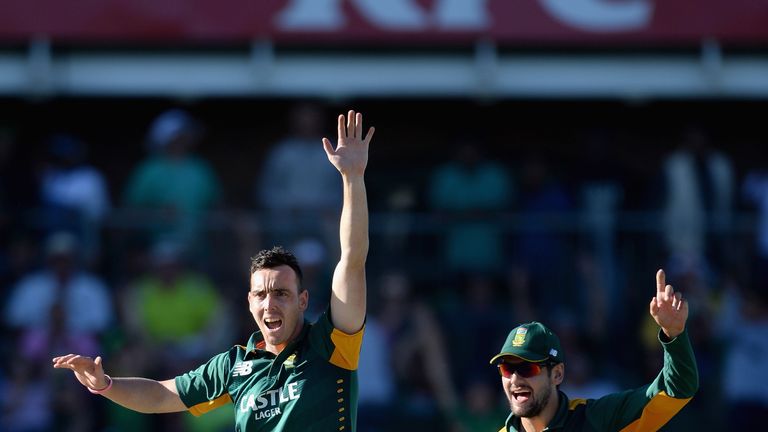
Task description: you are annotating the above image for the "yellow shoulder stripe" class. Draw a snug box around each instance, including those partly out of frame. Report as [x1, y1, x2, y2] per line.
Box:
[188, 393, 232, 417]
[619, 391, 692, 432]
[329, 325, 365, 370]
[569, 398, 587, 410]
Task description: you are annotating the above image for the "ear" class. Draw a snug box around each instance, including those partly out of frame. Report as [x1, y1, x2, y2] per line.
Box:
[298, 289, 309, 312]
[552, 363, 565, 385]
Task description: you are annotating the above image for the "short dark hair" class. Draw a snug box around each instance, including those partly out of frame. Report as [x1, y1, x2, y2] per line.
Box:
[250, 246, 304, 291]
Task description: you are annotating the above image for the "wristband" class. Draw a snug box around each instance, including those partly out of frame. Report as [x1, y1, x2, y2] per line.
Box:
[88, 375, 113, 394]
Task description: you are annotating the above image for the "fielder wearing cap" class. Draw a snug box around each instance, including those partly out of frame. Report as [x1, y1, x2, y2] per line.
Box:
[491, 270, 699, 432]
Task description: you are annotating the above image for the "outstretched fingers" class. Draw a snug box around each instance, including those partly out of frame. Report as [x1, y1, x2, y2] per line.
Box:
[337, 114, 346, 140]
[347, 110, 355, 138]
[322, 137, 335, 157]
[52, 353, 80, 368]
[355, 112, 363, 139]
[363, 126, 375, 145]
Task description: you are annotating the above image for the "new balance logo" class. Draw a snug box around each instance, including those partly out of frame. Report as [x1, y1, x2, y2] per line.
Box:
[232, 361, 254, 377]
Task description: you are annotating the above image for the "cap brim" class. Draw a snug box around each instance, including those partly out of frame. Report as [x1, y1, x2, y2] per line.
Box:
[489, 352, 549, 365]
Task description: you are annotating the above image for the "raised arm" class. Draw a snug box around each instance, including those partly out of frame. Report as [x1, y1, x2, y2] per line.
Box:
[52, 354, 187, 413]
[591, 269, 698, 431]
[322, 110, 374, 334]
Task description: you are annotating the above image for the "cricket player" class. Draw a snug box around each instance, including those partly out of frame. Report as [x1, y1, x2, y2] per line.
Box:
[54, 110, 374, 431]
[491, 269, 699, 432]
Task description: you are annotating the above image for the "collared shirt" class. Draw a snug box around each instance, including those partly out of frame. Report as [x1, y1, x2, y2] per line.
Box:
[500, 329, 699, 432]
[175, 310, 364, 431]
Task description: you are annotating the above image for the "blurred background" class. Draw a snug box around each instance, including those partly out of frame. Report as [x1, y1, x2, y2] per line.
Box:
[1, 1, 767, 431]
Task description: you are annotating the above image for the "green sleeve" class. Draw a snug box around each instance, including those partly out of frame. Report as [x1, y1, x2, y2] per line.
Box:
[650, 328, 699, 399]
[586, 329, 699, 431]
[175, 350, 234, 416]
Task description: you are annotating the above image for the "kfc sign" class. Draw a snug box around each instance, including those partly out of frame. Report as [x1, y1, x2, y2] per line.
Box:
[275, 0, 653, 33]
[0, 0, 765, 43]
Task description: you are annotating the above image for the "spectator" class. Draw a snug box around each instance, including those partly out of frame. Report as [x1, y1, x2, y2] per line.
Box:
[120, 240, 228, 369]
[0, 128, 40, 287]
[428, 140, 512, 276]
[716, 273, 768, 429]
[442, 274, 510, 390]
[372, 270, 458, 429]
[450, 378, 507, 432]
[2, 231, 111, 432]
[660, 125, 733, 269]
[578, 129, 624, 330]
[511, 152, 572, 315]
[38, 134, 111, 264]
[124, 109, 222, 253]
[0, 357, 54, 432]
[255, 103, 341, 251]
[743, 169, 768, 262]
[357, 311, 396, 432]
[4, 231, 113, 360]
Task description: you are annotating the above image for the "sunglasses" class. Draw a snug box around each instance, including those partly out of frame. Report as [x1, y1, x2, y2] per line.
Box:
[497, 361, 548, 379]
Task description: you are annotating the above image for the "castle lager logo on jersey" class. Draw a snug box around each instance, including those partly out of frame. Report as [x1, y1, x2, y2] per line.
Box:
[239, 382, 302, 419]
[512, 328, 528, 347]
[232, 361, 254, 377]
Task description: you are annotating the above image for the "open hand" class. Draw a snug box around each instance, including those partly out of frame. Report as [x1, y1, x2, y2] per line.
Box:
[322, 110, 374, 177]
[650, 269, 688, 339]
[52, 354, 109, 390]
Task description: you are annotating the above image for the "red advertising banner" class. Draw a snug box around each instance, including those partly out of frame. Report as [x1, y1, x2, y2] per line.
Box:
[0, 0, 767, 44]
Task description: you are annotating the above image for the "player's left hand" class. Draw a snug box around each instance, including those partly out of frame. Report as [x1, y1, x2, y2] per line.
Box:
[650, 269, 688, 339]
[322, 110, 374, 177]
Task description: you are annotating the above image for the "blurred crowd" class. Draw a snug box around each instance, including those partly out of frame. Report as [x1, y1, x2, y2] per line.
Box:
[0, 102, 767, 431]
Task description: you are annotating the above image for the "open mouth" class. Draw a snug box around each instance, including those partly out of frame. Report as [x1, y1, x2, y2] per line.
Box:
[512, 390, 532, 402]
[264, 318, 283, 330]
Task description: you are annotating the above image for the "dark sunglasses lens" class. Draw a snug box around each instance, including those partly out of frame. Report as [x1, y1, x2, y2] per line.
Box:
[498, 362, 542, 378]
[518, 362, 541, 377]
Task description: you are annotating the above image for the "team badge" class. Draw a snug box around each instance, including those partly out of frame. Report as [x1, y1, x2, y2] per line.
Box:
[512, 327, 528, 347]
[283, 354, 297, 369]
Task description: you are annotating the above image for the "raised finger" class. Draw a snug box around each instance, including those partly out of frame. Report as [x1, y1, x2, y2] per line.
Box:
[656, 269, 665, 294]
[347, 110, 355, 138]
[338, 114, 347, 139]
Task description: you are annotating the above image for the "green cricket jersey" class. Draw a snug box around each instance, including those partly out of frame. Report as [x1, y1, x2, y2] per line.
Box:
[175, 309, 364, 432]
[499, 329, 699, 432]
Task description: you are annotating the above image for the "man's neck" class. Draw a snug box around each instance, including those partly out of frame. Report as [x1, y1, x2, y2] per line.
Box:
[520, 392, 560, 432]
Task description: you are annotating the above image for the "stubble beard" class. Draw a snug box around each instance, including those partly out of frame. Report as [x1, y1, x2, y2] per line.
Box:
[510, 385, 553, 418]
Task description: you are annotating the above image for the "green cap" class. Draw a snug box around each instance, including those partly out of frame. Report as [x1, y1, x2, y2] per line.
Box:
[489, 321, 564, 364]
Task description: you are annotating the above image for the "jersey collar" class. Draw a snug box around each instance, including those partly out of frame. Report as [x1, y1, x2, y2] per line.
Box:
[244, 318, 311, 359]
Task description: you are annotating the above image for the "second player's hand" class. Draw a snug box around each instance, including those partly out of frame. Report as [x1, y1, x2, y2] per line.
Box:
[52, 354, 109, 390]
[322, 110, 374, 177]
[650, 269, 689, 339]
